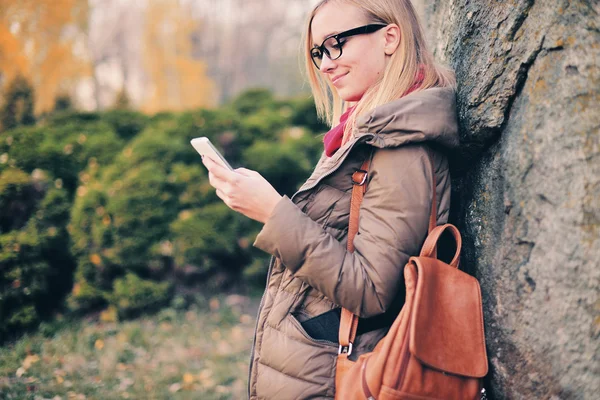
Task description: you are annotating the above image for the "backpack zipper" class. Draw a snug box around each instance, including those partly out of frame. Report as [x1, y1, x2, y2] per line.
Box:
[394, 307, 413, 390]
[361, 357, 376, 399]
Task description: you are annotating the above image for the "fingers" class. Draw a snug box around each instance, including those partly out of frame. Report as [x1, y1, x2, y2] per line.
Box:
[234, 167, 260, 178]
[203, 156, 236, 181]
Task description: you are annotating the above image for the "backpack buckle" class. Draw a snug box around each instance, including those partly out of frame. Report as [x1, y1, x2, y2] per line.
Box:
[338, 342, 353, 356]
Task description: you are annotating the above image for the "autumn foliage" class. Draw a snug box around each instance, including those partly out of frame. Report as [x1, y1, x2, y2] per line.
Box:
[0, 0, 90, 113]
[0, 0, 215, 113]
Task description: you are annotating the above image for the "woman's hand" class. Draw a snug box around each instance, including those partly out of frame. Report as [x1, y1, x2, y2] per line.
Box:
[202, 156, 283, 224]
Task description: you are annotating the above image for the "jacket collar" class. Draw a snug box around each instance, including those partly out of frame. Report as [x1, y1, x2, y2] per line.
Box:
[353, 86, 459, 149]
[294, 87, 459, 195]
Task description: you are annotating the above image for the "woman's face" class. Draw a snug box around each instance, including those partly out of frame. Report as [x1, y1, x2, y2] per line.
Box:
[310, 2, 389, 102]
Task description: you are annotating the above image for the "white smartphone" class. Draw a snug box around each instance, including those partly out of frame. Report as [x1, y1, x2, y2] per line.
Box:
[190, 137, 234, 171]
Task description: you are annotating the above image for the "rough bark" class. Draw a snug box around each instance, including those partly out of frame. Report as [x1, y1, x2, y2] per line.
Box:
[420, 1, 599, 398]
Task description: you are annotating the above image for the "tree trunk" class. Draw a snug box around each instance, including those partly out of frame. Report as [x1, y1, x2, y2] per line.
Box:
[420, 1, 599, 398]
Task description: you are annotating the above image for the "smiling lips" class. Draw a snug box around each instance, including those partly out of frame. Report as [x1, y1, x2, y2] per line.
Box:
[332, 72, 348, 86]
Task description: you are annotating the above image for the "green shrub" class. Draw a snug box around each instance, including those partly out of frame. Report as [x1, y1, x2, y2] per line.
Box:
[0, 74, 35, 132]
[285, 95, 329, 133]
[45, 110, 101, 126]
[0, 168, 42, 233]
[70, 162, 179, 292]
[109, 273, 172, 319]
[0, 122, 125, 195]
[169, 203, 255, 288]
[52, 94, 74, 113]
[237, 108, 289, 146]
[101, 109, 149, 140]
[0, 88, 327, 332]
[230, 88, 277, 115]
[67, 278, 107, 313]
[170, 163, 218, 209]
[0, 169, 74, 342]
[243, 135, 318, 197]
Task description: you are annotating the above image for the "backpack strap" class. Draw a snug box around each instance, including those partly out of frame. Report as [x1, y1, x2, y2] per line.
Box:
[338, 148, 438, 356]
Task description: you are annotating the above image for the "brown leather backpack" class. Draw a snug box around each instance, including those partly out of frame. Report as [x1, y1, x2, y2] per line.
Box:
[335, 153, 488, 400]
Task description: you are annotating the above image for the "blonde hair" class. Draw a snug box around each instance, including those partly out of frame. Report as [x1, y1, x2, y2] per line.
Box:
[302, 0, 456, 144]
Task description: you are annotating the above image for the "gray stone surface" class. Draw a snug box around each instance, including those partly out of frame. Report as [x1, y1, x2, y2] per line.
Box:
[419, 0, 600, 398]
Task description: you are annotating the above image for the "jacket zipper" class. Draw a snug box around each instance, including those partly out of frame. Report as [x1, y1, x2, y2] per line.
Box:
[247, 134, 373, 398]
[247, 255, 276, 399]
[291, 135, 373, 202]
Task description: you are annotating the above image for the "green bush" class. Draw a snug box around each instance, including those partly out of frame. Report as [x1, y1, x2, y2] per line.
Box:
[230, 88, 277, 115]
[285, 95, 329, 133]
[243, 134, 319, 197]
[45, 110, 101, 126]
[109, 273, 172, 319]
[170, 203, 255, 288]
[0, 87, 327, 335]
[101, 109, 149, 140]
[0, 74, 35, 132]
[0, 168, 41, 232]
[0, 169, 74, 342]
[70, 162, 179, 291]
[0, 122, 124, 195]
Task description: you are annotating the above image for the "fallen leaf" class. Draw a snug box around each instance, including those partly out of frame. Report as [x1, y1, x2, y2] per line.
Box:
[240, 314, 253, 324]
[209, 298, 220, 311]
[89, 254, 102, 266]
[216, 385, 230, 394]
[56, 375, 65, 384]
[100, 307, 118, 323]
[183, 373, 194, 384]
[198, 369, 212, 380]
[160, 322, 173, 331]
[22, 354, 40, 369]
[94, 339, 104, 350]
[217, 340, 232, 355]
[169, 383, 182, 393]
[230, 326, 244, 340]
[16, 367, 26, 377]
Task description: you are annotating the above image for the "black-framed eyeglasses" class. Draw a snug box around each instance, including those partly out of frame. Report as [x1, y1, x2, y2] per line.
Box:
[310, 24, 387, 69]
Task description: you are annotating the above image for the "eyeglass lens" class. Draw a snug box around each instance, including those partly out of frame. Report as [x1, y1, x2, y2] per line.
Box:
[311, 36, 342, 69]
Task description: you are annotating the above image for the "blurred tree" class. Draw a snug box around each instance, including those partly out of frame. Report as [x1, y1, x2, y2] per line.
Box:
[190, 0, 315, 103]
[0, 0, 90, 113]
[142, 0, 216, 113]
[112, 87, 131, 110]
[52, 93, 74, 113]
[84, 0, 147, 110]
[0, 74, 35, 131]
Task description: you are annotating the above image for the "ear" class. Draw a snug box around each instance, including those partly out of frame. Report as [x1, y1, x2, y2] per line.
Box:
[383, 24, 401, 55]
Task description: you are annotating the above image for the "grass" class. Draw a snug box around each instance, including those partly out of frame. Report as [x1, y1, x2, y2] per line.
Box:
[0, 295, 259, 400]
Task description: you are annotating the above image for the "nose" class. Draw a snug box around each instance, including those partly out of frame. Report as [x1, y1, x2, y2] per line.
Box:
[319, 52, 336, 72]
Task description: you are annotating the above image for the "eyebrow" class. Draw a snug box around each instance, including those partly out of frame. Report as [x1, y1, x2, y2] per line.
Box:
[312, 30, 341, 47]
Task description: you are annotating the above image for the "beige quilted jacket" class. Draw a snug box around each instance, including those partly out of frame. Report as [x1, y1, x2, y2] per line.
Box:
[248, 87, 460, 399]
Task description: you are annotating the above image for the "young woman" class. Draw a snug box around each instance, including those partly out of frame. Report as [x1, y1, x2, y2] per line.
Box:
[202, 0, 459, 398]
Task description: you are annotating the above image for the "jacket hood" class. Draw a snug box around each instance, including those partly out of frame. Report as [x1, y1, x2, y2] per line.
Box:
[354, 86, 459, 149]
